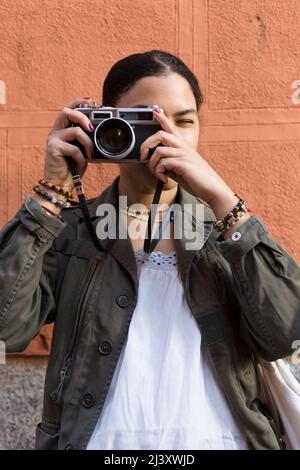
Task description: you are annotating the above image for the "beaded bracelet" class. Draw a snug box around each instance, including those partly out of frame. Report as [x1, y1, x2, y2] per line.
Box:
[33, 185, 71, 209]
[39, 179, 74, 199]
[41, 204, 63, 220]
[214, 207, 250, 233]
[213, 194, 251, 233]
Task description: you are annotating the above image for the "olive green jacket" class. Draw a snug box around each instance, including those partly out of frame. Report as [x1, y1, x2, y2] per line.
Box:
[0, 176, 299, 450]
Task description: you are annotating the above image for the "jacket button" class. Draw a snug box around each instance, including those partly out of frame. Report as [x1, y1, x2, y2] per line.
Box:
[116, 294, 129, 308]
[231, 231, 242, 241]
[65, 444, 74, 450]
[98, 340, 112, 355]
[81, 393, 95, 408]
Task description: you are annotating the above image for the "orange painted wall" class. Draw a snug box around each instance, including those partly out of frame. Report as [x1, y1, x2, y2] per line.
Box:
[0, 0, 300, 355]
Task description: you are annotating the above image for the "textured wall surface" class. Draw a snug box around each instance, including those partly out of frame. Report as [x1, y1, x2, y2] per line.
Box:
[0, 359, 47, 450]
[0, 0, 300, 448]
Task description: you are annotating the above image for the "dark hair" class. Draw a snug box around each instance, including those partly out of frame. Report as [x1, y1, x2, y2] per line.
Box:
[102, 50, 203, 110]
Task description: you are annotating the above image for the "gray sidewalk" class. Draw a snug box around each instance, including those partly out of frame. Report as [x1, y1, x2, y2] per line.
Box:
[0, 361, 46, 450]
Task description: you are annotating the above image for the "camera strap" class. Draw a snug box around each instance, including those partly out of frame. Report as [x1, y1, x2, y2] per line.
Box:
[68, 159, 103, 252]
[143, 178, 176, 253]
[68, 159, 173, 254]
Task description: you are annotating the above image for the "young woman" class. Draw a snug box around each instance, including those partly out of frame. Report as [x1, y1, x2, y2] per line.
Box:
[0, 50, 299, 450]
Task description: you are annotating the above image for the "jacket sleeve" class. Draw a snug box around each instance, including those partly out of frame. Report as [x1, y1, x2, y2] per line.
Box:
[214, 215, 300, 361]
[0, 195, 67, 352]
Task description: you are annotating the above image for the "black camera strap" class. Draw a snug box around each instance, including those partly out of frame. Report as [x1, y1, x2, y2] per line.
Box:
[68, 159, 172, 254]
[68, 159, 103, 252]
[143, 178, 176, 253]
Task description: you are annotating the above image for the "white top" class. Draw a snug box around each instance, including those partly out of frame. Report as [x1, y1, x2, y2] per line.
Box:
[87, 250, 249, 450]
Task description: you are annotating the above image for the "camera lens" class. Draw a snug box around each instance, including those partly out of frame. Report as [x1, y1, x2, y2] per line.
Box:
[94, 118, 135, 159]
[100, 127, 128, 152]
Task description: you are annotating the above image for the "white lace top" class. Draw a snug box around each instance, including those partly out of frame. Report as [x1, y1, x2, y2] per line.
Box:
[86, 249, 249, 450]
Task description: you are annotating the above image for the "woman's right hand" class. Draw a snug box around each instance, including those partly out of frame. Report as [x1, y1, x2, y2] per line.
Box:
[44, 97, 95, 192]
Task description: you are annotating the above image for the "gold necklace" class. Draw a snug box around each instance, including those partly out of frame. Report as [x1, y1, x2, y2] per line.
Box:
[119, 208, 167, 222]
[120, 204, 169, 215]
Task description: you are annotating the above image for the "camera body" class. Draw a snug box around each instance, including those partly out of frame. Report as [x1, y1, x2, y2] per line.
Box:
[74, 103, 161, 163]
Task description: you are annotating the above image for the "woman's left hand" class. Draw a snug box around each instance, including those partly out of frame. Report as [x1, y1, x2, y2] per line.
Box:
[140, 107, 235, 210]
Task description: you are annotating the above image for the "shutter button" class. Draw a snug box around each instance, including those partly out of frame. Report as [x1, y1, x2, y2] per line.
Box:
[231, 231, 242, 241]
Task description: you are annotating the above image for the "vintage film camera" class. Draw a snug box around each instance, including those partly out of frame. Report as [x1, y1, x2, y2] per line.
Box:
[73, 103, 162, 162]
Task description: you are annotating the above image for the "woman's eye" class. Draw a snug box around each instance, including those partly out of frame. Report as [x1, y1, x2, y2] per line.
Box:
[176, 120, 194, 125]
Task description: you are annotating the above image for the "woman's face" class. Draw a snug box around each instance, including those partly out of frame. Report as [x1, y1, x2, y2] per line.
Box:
[115, 72, 200, 192]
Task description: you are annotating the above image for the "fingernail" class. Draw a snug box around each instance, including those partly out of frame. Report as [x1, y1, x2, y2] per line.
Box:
[153, 106, 161, 114]
[89, 123, 94, 131]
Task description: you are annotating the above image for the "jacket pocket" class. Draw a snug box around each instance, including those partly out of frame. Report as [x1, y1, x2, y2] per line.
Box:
[35, 421, 60, 450]
[250, 398, 286, 450]
[50, 258, 99, 404]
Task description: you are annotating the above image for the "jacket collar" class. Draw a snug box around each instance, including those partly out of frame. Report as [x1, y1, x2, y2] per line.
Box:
[73, 176, 217, 290]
